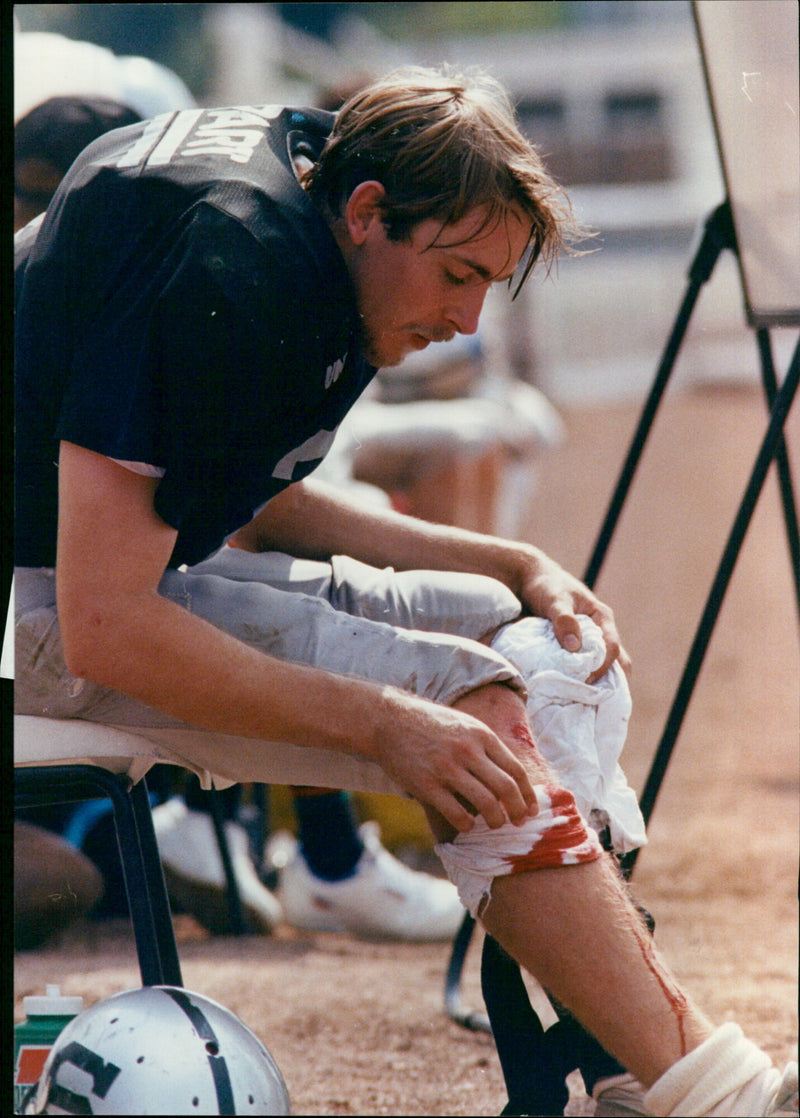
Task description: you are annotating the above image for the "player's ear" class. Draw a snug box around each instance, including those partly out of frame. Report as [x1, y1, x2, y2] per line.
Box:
[343, 180, 387, 245]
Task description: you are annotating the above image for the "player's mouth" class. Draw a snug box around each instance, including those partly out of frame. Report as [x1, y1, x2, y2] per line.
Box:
[409, 329, 456, 349]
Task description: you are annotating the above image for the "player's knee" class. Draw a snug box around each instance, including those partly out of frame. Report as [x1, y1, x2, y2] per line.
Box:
[435, 784, 604, 918]
[452, 682, 552, 779]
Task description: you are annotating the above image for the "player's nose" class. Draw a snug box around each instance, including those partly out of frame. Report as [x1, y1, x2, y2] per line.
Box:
[445, 285, 488, 336]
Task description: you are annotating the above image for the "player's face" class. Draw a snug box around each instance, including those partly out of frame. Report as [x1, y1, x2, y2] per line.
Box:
[345, 194, 532, 368]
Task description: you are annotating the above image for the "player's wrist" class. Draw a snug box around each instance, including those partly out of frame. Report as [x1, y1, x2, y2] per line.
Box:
[332, 679, 402, 765]
[496, 542, 547, 601]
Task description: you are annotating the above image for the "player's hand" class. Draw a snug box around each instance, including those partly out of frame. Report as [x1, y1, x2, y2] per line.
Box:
[517, 551, 631, 683]
[372, 694, 538, 833]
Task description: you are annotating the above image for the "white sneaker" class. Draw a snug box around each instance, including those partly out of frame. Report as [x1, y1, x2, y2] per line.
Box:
[593, 1072, 651, 1117]
[152, 798, 282, 934]
[271, 822, 465, 941]
[769, 1062, 799, 1117]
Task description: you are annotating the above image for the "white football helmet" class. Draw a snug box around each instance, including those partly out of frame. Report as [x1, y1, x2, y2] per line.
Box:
[27, 986, 290, 1115]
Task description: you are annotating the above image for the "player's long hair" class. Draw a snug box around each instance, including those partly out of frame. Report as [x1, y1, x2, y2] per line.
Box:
[302, 64, 588, 293]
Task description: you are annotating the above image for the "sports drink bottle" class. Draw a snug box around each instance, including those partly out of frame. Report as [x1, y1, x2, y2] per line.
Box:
[14, 985, 84, 1114]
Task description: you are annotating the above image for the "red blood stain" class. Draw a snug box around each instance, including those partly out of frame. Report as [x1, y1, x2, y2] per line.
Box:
[496, 776, 690, 1054]
[503, 786, 602, 872]
[510, 721, 536, 749]
[630, 911, 690, 1054]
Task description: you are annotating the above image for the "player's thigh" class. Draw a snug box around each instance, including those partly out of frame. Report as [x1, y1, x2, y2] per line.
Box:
[185, 546, 522, 640]
[159, 565, 525, 706]
[329, 554, 522, 638]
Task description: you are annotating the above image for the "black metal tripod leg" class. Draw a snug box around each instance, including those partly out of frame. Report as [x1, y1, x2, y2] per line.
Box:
[207, 786, 247, 935]
[129, 778, 183, 986]
[624, 338, 800, 875]
[14, 765, 182, 987]
[584, 203, 736, 589]
[756, 329, 800, 619]
[101, 774, 175, 986]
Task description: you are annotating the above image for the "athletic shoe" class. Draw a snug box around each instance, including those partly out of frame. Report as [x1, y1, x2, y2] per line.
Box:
[152, 798, 282, 935]
[593, 1072, 650, 1117]
[271, 822, 465, 941]
[769, 1061, 799, 1117]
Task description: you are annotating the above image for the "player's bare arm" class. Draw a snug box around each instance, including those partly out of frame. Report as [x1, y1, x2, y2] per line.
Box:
[56, 441, 536, 831]
[229, 475, 629, 682]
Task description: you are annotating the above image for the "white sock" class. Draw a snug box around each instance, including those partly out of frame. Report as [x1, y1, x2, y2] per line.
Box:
[644, 1022, 782, 1116]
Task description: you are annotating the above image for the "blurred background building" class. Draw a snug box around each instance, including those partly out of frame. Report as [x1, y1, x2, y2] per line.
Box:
[16, 0, 796, 408]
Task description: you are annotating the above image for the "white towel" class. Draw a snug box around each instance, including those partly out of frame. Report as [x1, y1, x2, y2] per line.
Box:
[644, 1022, 784, 1116]
[491, 615, 647, 854]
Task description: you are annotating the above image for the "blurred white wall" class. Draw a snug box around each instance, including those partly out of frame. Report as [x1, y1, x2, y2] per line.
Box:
[408, 13, 791, 406]
[203, 3, 406, 107]
[204, 4, 309, 105]
[198, 3, 800, 406]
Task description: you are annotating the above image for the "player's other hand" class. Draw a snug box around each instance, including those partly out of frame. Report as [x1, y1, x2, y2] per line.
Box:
[517, 550, 631, 684]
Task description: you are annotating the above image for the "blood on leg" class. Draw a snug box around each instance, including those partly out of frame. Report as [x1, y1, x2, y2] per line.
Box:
[627, 903, 691, 1055]
[435, 784, 604, 917]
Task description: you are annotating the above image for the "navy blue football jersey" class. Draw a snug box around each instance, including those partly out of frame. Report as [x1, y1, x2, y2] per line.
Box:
[15, 105, 376, 568]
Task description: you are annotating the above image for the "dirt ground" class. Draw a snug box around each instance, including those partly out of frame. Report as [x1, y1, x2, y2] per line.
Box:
[14, 382, 799, 1116]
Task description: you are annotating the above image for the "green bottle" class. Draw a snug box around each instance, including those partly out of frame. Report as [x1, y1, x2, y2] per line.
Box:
[14, 985, 84, 1114]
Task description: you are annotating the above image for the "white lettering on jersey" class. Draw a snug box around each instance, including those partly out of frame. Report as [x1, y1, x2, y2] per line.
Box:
[324, 357, 345, 389]
[147, 109, 205, 166]
[201, 107, 280, 129]
[272, 428, 338, 481]
[180, 107, 279, 163]
[112, 105, 286, 171]
[182, 130, 263, 164]
[113, 112, 177, 168]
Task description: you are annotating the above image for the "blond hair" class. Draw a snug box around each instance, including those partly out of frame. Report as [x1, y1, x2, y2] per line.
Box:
[303, 65, 585, 291]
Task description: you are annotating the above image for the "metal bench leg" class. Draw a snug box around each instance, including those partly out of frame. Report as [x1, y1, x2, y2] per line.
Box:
[15, 765, 183, 988]
[128, 778, 183, 985]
